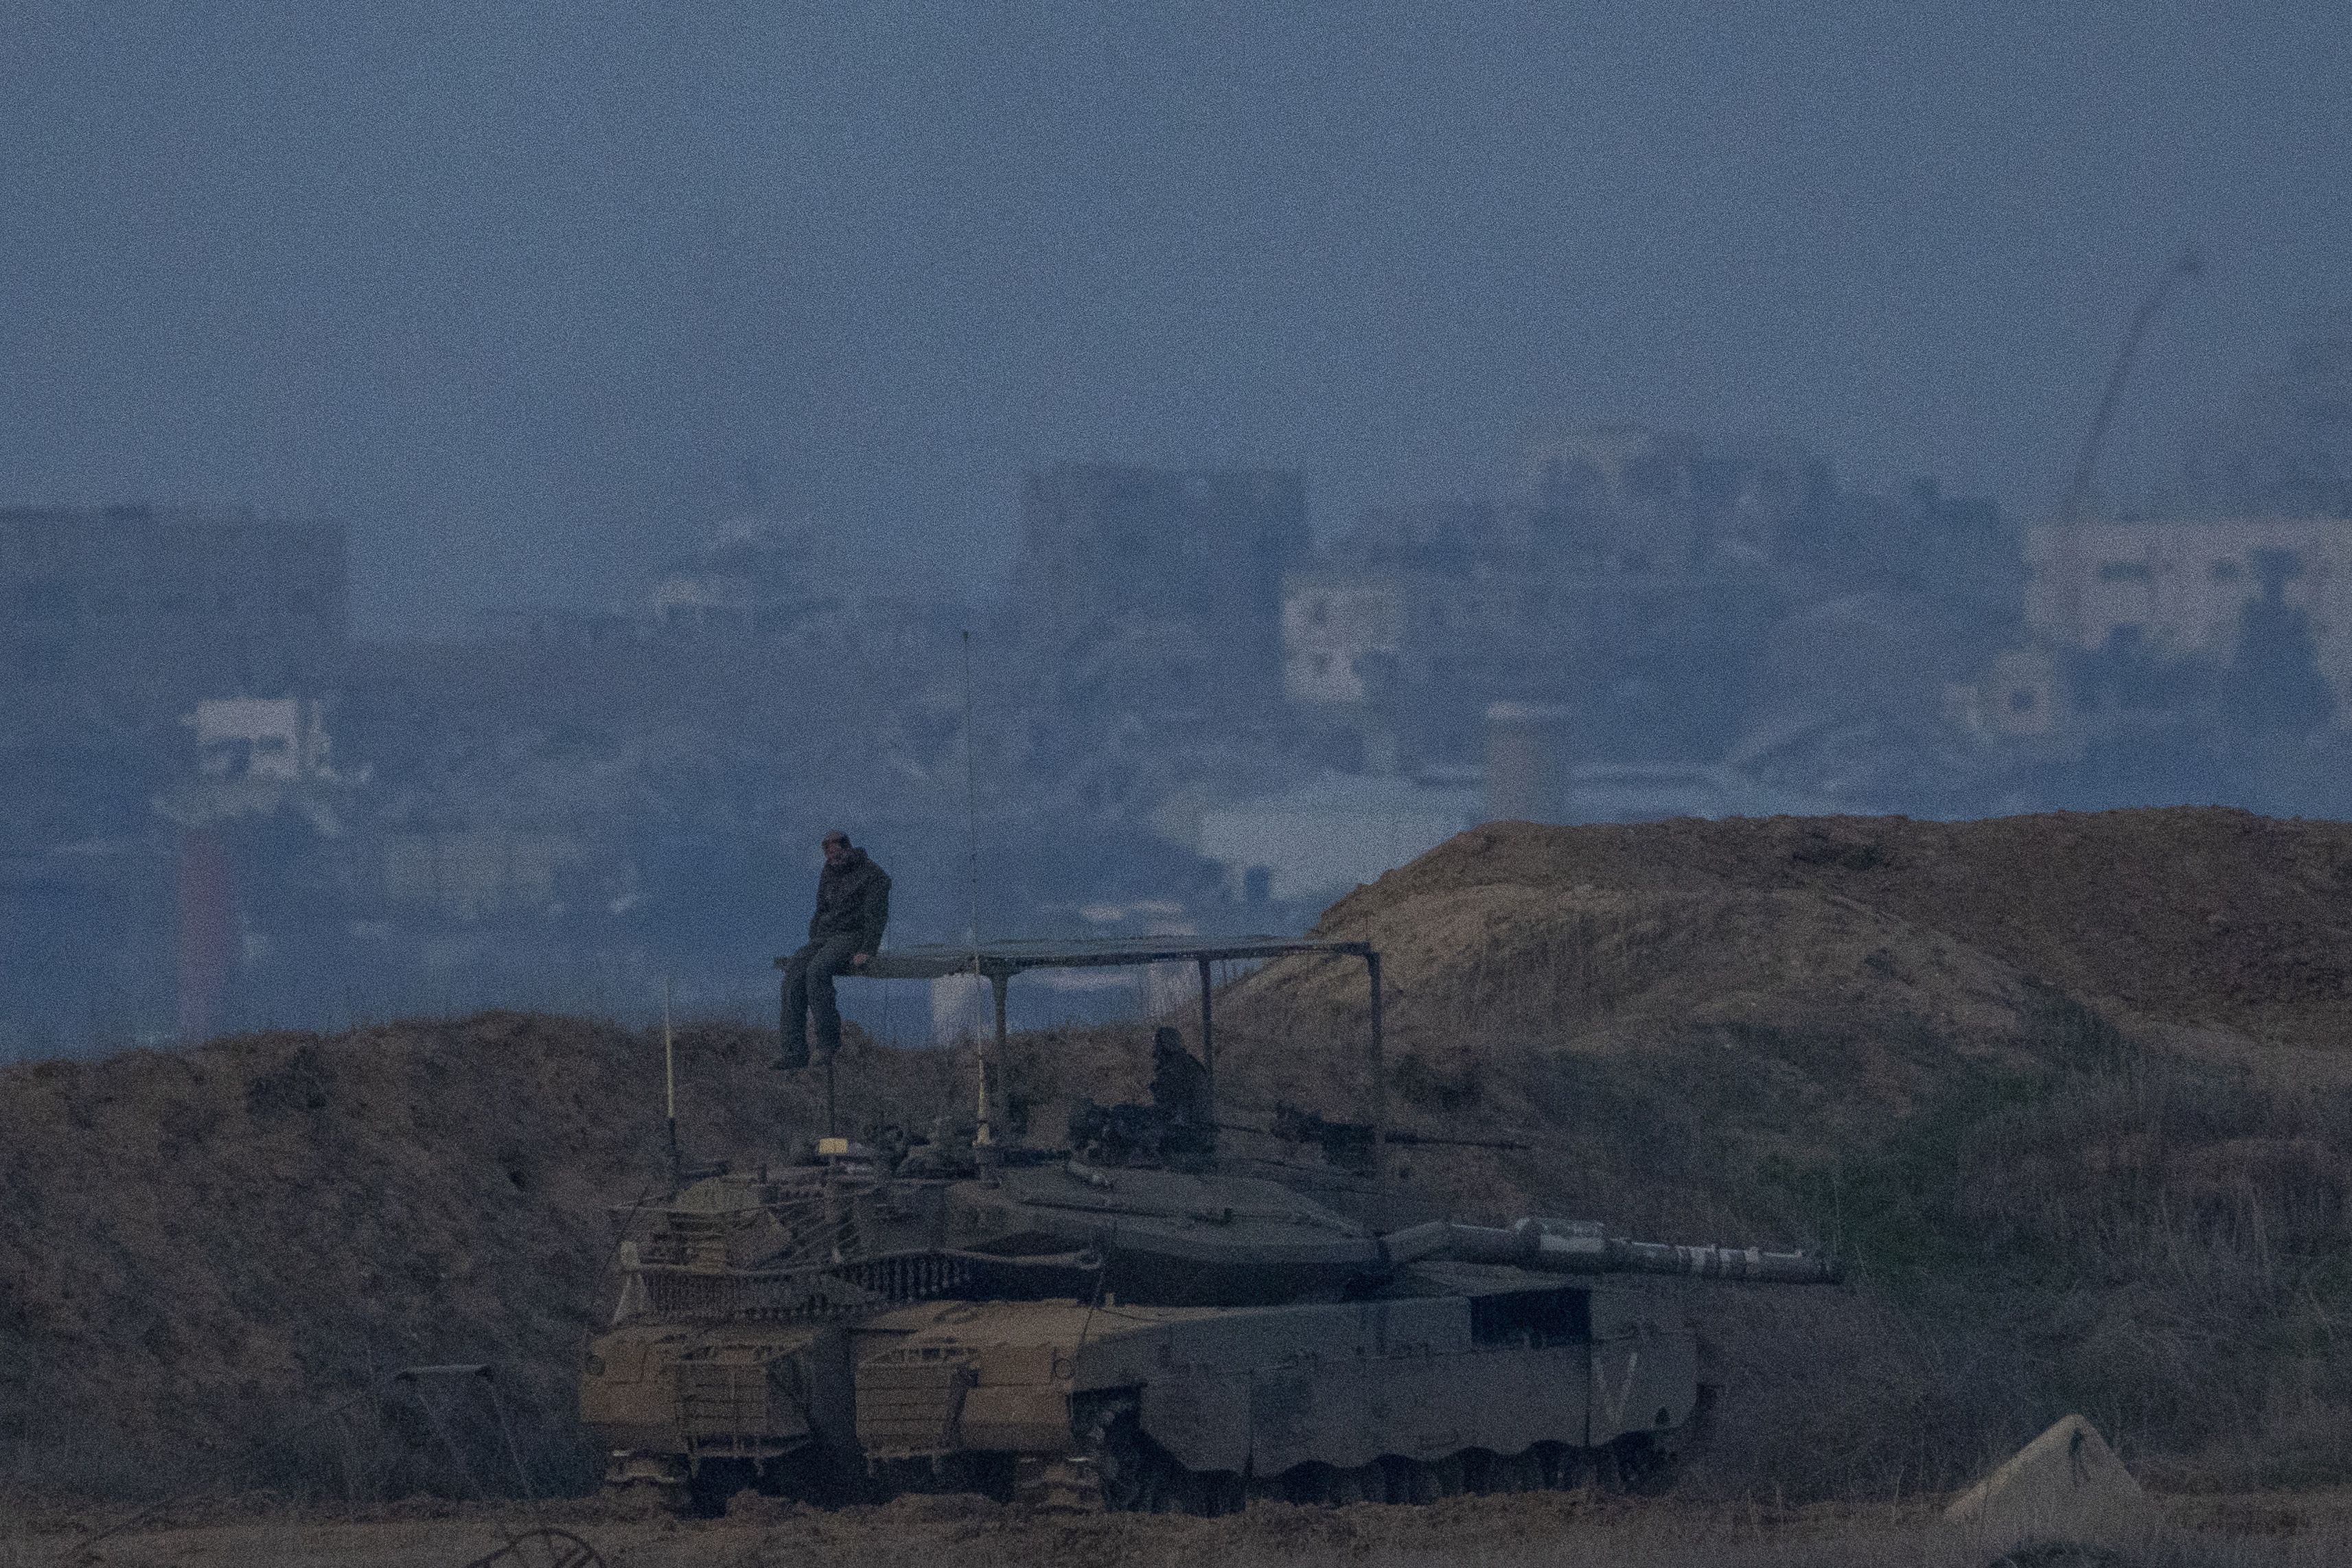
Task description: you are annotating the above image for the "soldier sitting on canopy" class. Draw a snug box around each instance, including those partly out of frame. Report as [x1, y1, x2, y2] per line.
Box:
[774, 829, 890, 1071]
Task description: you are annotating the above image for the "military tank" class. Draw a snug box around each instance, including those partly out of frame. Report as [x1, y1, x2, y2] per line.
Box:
[580, 938, 1838, 1514]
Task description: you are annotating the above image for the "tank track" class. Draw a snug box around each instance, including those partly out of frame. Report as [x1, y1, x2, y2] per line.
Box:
[1059, 1392, 1676, 1514]
[645, 1404, 1676, 1518]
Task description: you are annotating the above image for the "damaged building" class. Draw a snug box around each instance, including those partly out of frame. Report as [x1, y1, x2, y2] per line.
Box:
[1950, 339, 2352, 808]
[1280, 427, 1912, 792]
[0, 505, 348, 1052]
[1011, 463, 1308, 722]
[1, 504, 345, 724]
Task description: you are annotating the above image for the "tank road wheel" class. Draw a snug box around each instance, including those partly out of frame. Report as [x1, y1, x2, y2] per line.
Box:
[1014, 1455, 1107, 1514]
[1285, 1461, 1379, 1506]
[1426, 1453, 1466, 1498]
[1082, 1405, 1151, 1511]
[1538, 1442, 1591, 1491]
[599, 1452, 688, 1514]
[1493, 1449, 1544, 1494]
[1197, 1471, 1245, 1517]
[1073, 1393, 1190, 1514]
[1611, 1433, 1676, 1496]
[686, 1457, 760, 1518]
[1068, 1396, 1252, 1516]
[1155, 1466, 1203, 1515]
[1383, 1456, 1434, 1504]
[1328, 1463, 1384, 1506]
[1281, 1462, 1335, 1505]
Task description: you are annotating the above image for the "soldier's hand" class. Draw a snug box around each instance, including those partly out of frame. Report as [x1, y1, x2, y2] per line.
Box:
[852, 952, 870, 967]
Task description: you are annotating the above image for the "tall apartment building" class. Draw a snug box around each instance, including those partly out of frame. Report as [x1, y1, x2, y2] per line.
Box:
[1013, 464, 1309, 689]
[1, 504, 347, 728]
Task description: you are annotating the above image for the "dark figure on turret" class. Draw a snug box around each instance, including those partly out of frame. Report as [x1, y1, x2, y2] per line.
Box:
[1150, 1026, 1213, 1131]
[1069, 1026, 1217, 1169]
[774, 831, 890, 1070]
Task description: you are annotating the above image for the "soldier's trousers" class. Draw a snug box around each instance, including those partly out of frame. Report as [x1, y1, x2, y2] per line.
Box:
[780, 934, 863, 1067]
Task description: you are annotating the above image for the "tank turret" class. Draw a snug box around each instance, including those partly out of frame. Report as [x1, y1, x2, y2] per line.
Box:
[584, 1148, 1837, 1514]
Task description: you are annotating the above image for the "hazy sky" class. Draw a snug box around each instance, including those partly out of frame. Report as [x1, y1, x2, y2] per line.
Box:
[7, 3, 2348, 634]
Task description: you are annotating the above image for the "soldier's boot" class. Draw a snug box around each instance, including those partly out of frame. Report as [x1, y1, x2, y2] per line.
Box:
[772, 1006, 810, 1070]
[775, 958, 815, 1070]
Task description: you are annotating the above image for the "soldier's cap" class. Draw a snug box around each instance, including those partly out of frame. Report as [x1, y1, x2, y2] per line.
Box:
[820, 829, 851, 847]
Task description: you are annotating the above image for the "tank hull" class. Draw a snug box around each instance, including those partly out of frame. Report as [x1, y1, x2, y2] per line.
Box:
[581, 1278, 1698, 1512]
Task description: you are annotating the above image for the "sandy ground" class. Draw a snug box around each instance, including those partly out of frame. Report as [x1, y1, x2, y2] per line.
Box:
[10, 1489, 2352, 1568]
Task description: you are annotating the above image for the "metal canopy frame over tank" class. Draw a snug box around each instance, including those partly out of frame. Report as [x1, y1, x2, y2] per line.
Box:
[779, 936, 1388, 1177]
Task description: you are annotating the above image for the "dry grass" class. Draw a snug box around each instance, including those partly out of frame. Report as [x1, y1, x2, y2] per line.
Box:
[10, 808, 2352, 1514]
[6, 1490, 2352, 1568]
[1151, 983, 2352, 1499]
[1108, 811, 2352, 1500]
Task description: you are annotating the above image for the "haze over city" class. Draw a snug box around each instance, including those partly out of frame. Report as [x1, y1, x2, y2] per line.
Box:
[5, 4, 2351, 1053]
[8, 4, 2347, 630]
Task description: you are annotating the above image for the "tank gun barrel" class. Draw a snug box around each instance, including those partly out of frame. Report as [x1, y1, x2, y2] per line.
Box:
[1385, 1216, 1839, 1284]
[1596, 1237, 1840, 1283]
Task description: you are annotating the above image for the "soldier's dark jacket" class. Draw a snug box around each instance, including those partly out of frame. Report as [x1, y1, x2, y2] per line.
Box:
[809, 846, 891, 954]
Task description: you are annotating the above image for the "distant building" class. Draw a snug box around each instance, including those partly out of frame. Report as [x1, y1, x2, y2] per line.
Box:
[2025, 518, 2352, 722]
[1013, 464, 1309, 700]
[1283, 567, 1469, 707]
[0, 504, 346, 726]
[470, 605, 638, 649]
[191, 697, 340, 785]
[1281, 568, 1574, 768]
[380, 829, 596, 923]
[1508, 426, 1829, 573]
[650, 515, 844, 641]
[1946, 645, 2071, 744]
[1280, 427, 1845, 771]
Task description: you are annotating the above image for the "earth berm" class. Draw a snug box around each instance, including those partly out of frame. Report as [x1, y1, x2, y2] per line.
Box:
[4, 806, 2349, 1508]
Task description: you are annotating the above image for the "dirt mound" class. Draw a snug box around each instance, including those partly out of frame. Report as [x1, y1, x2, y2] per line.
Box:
[1181, 808, 2352, 1496]
[1197, 809, 2352, 1177]
[1286, 807, 2352, 1048]
[0, 1013, 962, 1498]
[8, 806, 2352, 1506]
[0, 1490, 1992, 1568]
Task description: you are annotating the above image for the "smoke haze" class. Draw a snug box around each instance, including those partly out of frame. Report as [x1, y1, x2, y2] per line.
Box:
[7, 4, 2347, 632]
[5, 5, 2351, 1055]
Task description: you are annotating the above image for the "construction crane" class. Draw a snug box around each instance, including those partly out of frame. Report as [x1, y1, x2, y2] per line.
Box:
[2058, 246, 2204, 524]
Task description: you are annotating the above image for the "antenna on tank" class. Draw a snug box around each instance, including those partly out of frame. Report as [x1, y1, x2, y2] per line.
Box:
[962, 628, 993, 1151]
[962, 629, 983, 962]
[662, 976, 681, 1186]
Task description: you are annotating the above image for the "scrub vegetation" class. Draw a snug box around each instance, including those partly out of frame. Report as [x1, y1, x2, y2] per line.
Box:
[5, 806, 2352, 1560]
